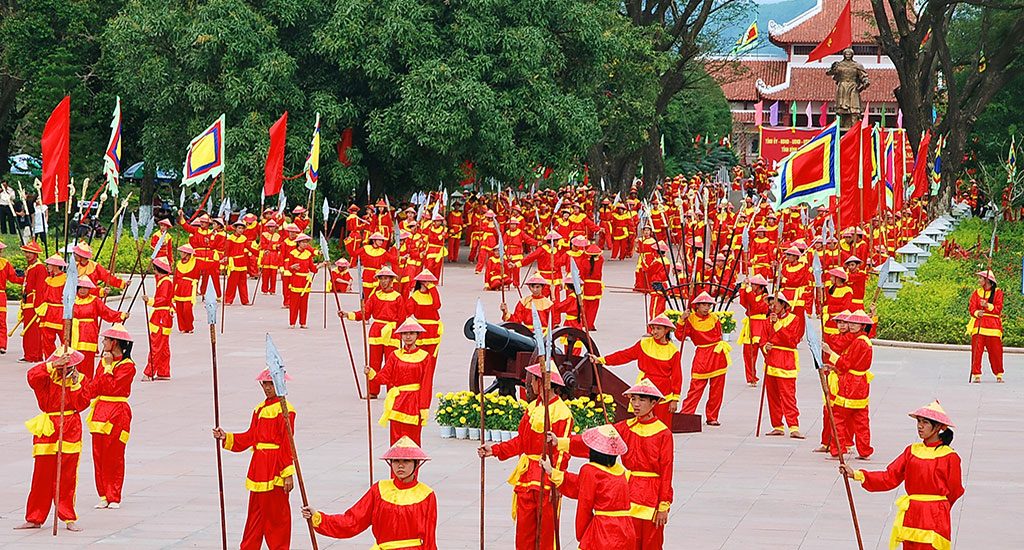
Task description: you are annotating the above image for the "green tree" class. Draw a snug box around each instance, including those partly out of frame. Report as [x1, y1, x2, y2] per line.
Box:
[661, 70, 735, 176]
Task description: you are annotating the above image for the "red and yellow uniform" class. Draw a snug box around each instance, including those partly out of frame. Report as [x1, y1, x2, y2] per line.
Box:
[259, 229, 283, 294]
[372, 345, 436, 445]
[76, 259, 127, 298]
[224, 232, 255, 305]
[504, 294, 554, 331]
[639, 253, 671, 317]
[286, 246, 317, 327]
[329, 266, 352, 293]
[23, 357, 92, 525]
[143, 273, 173, 379]
[601, 338, 682, 425]
[278, 236, 297, 307]
[577, 250, 605, 330]
[347, 287, 406, 397]
[610, 207, 634, 260]
[222, 397, 296, 550]
[552, 462, 636, 549]
[826, 333, 874, 457]
[738, 284, 770, 384]
[353, 243, 399, 291]
[967, 286, 1003, 379]
[0, 254, 23, 351]
[823, 280, 855, 335]
[560, 416, 674, 549]
[490, 395, 574, 550]
[447, 210, 464, 262]
[70, 295, 127, 378]
[88, 354, 135, 505]
[20, 255, 47, 362]
[422, 223, 447, 277]
[852, 441, 964, 549]
[180, 220, 221, 297]
[748, 235, 775, 279]
[406, 285, 443, 357]
[150, 230, 174, 265]
[311, 477, 437, 549]
[521, 243, 563, 298]
[676, 311, 731, 423]
[778, 260, 811, 314]
[37, 270, 67, 357]
[173, 256, 199, 333]
[764, 311, 805, 434]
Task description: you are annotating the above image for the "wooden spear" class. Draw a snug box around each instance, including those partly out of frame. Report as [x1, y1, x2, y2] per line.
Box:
[202, 286, 229, 549]
[472, 300, 488, 550]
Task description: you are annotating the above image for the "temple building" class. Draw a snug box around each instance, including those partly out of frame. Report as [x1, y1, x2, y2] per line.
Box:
[712, 0, 902, 163]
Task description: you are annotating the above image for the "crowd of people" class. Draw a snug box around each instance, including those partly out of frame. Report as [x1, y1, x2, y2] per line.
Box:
[8, 168, 1000, 549]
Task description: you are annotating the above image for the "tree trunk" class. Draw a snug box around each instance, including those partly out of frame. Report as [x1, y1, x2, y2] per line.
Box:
[640, 125, 665, 186]
[0, 75, 22, 163]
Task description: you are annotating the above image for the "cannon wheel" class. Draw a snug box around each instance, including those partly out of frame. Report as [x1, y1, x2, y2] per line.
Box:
[548, 326, 602, 398]
[468, 322, 534, 396]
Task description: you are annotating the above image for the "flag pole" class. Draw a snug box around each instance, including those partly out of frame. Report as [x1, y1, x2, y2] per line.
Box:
[205, 291, 229, 550]
[279, 393, 319, 550]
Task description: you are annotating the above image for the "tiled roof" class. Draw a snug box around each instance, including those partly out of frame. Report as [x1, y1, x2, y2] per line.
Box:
[757, 66, 900, 103]
[711, 59, 788, 102]
[768, 0, 891, 45]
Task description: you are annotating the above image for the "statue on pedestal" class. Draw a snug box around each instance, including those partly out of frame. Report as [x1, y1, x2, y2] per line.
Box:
[826, 48, 871, 128]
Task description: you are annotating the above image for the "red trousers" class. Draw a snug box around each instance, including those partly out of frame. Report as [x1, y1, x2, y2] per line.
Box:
[742, 344, 761, 384]
[261, 268, 278, 294]
[514, 490, 558, 550]
[0, 303, 7, 350]
[389, 421, 422, 446]
[40, 325, 65, 359]
[448, 238, 460, 262]
[831, 406, 873, 458]
[224, 271, 250, 305]
[366, 343, 397, 396]
[25, 452, 80, 524]
[765, 375, 800, 431]
[820, 404, 835, 447]
[648, 293, 666, 318]
[611, 238, 629, 260]
[583, 299, 599, 330]
[92, 422, 130, 503]
[175, 301, 195, 332]
[21, 313, 43, 361]
[240, 487, 291, 550]
[970, 334, 1004, 376]
[143, 329, 171, 378]
[199, 263, 222, 298]
[681, 375, 725, 423]
[288, 292, 309, 326]
[633, 516, 665, 550]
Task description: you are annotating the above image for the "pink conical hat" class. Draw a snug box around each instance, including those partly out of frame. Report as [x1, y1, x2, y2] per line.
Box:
[908, 400, 955, 428]
[255, 368, 293, 382]
[395, 317, 426, 334]
[525, 360, 565, 386]
[582, 425, 628, 456]
[100, 323, 133, 342]
[690, 291, 715, 305]
[624, 378, 664, 399]
[381, 436, 430, 461]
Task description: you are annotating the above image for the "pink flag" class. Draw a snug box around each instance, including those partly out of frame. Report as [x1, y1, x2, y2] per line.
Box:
[896, 108, 903, 128]
[819, 102, 829, 127]
[805, 102, 814, 127]
[754, 101, 763, 127]
[861, 101, 870, 126]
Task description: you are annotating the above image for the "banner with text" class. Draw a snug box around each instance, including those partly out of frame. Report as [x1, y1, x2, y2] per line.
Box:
[759, 127, 821, 167]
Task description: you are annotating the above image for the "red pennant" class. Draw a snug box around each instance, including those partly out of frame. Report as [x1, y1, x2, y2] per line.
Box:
[41, 96, 71, 206]
[336, 127, 353, 167]
[263, 111, 288, 197]
[807, 0, 852, 63]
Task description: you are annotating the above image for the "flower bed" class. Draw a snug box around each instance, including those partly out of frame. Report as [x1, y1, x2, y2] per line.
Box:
[435, 390, 618, 437]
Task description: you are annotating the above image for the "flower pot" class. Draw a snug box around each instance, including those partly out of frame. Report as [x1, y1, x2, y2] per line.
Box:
[454, 427, 468, 439]
[502, 430, 515, 441]
[483, 429, 493, 441]
[723, 332, 733, 342]
[439, 425, 455, 439]
[468, 428, 481, 440]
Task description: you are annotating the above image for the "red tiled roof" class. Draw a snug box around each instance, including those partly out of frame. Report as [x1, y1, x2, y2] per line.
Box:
[769, 0, 894, 45]
[758, 67, 900, 103]
[710, 59, 788, 102]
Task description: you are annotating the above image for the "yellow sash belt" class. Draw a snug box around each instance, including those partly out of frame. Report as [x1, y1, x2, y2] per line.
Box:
[379, 384, 421, 427]
[372, 538, 423, 550]
[890, 494, 949, 550]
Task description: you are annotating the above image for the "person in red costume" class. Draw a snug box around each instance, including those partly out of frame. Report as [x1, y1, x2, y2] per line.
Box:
[88, 323, 135, 509]
[447, 206, 464, 262]
[738, 274, 770, 386]
[0, 241, 21, 353]
[141, 258, 174, 381]
[405, 270, 443, 357]
[285, 234, 318, 328]
[967, 269, 1004, 383]
[258, 220, 282, 294]
[17, 347, 91, 531]
[173, 245, 199, 333]
[69, 276, 129, 378]
[478, 361, 574, 550]
[541, 425, 636, 548]
[778, 246, 811, 315]
[762, 290, 805, 438]
[36, 254, 68, 357]
[844, 255, 868, 307]
[748, 226, 775, 280]
[675, 292, 731, 426]
[278, 223, 300, 307]
[178, 212, 221, 298]
[550, 378, 674, 549]
[72, 242, 127, 298]
[352, 232, 399, 293]
[593, 314, 682, 425]
[422, 213, 448, 278]
[370, 317, 436, 445]
[823, 268, 855, 336]
[501, 274, 555, 331]
[578, 244, 605, 330]
[329, 258, 353, 294]
[813, 310, 856, 454]
[302, 436, 437, 549]
[822, 309, 875, 458]
[340, 266, 406, 398]
[149, 218, 175, 266]
[223, 220, 256, 305]
[640, 243, 671, 318]
[212, 368, 296, 550]
[841, 401, 964, 549]
[520, 231, 565, 301]
[18, 241, 48, 362]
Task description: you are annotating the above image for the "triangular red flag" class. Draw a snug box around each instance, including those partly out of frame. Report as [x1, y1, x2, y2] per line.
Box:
[910, 130, 933, 200]
[263, 112, 288, 197]
[336, 127, 353, 167]
[807, 0, 852, 63]
[41, 96, 71, 206]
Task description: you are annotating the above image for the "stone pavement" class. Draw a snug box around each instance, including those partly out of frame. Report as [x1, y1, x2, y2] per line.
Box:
[0, 254, 1020, 549]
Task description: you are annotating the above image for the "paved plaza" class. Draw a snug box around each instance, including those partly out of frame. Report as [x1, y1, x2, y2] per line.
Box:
[0, 256, 1020, 549]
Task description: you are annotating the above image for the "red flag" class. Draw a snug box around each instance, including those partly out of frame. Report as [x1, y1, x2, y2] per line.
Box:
[838, 122, 879, 227]
[263, 112, 288, 197]
[818, 102, 829, 127]
[41, 95, 71, 206]
[807, 0, 852, 63]
[336, 127, 353, 167]
[910, 130, 933, 200]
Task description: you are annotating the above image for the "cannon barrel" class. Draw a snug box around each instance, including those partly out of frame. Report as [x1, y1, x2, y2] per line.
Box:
[463, 318, 538, 358]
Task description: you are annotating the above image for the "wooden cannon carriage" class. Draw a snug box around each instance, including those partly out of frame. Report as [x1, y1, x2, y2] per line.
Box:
[463, 319, 701, 433]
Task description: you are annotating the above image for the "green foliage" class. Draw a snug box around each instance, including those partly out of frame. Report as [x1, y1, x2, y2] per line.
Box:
[662, 72, 736, 176]
[876, 218, 1023, 347]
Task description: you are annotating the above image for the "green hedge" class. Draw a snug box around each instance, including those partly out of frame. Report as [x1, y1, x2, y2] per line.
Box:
[875, 218, 1023, 347]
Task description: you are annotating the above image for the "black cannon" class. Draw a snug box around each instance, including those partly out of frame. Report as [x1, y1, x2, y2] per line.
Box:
[463, 318, 701, 433]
